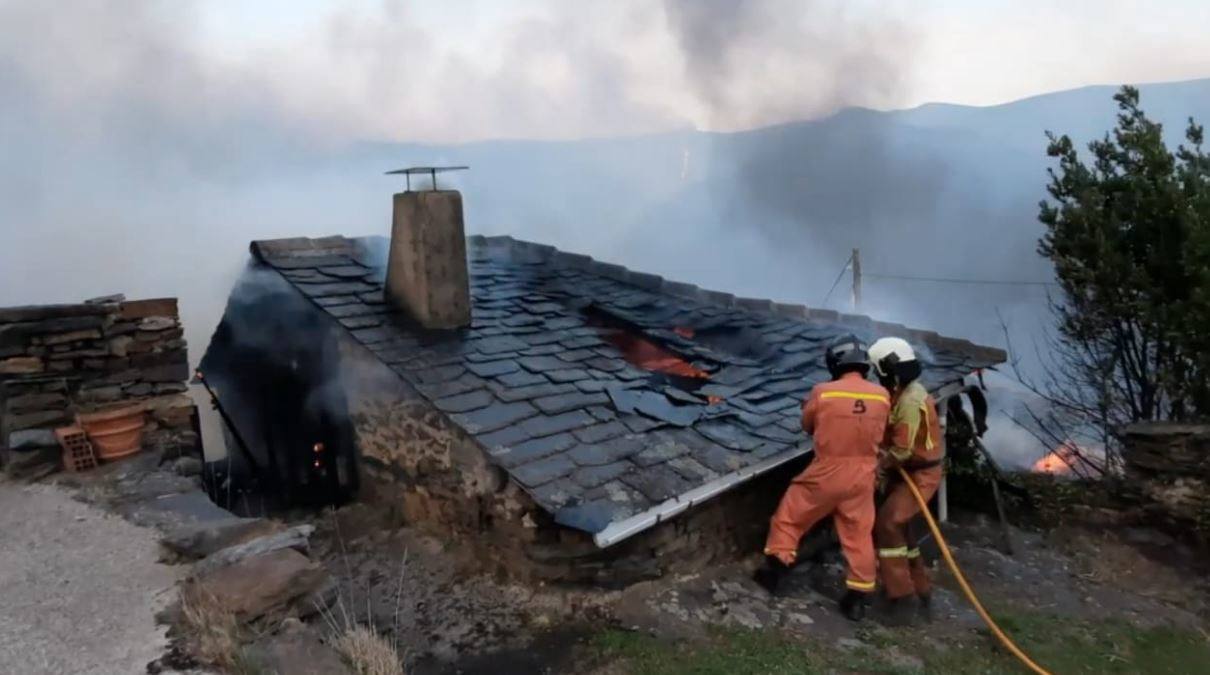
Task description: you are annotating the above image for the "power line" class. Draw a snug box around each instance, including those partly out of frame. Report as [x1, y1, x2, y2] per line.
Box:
[864, 272, 1056, 287]
[820, 252, 853, 307]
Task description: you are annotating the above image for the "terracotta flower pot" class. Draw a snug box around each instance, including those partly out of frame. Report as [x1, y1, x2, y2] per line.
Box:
[77, 404, 146, 461]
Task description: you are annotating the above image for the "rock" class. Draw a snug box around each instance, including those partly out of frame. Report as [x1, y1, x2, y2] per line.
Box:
[76, 386, 123, 404]
[7, 410, 68, 431]
[42, 329, 103, 346]
[154, 382, 189, 395]
[172, 456, 203, 477]
[108, 335, 134, 358]
[139, 316, 177, 332]
[142, 363, 191, 384]
[0, 356, 43, 375]
[86, 293, 126, 305]
[7, 428, 59, 450]
[161, 517, 284, 559]
[124, 383, 153, 397]
[4, 445, 61, 479]
[192, 525, 316, 577]
[0, 304, 110, 324]
[246, 628, 352, 675]
[837, 637, 867, 651]
[119, 298, 178, 321]
[5, 392, 67, 414]
[190, 549, 327, 621]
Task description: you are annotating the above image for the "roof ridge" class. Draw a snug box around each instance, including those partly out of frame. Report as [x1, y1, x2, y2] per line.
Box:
[466, 234, 1006, 364]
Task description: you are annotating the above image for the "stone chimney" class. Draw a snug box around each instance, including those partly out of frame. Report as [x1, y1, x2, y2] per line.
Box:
[384, 179, 471, 330]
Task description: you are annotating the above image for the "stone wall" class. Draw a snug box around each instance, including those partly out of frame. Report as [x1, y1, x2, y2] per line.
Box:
[1120, 422, 1210, 540]
[0, 296, 199, 477]
[340, 334, 802, 586]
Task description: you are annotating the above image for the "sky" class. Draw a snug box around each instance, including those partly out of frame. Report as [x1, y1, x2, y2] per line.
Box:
[182, 0, 1210, 142]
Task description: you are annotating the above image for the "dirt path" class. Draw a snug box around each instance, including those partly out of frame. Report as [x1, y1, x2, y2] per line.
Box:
[0, 481, 182, 675]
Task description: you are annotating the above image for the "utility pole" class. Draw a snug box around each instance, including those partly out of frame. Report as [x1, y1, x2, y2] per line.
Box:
[851, 248, 862, 312]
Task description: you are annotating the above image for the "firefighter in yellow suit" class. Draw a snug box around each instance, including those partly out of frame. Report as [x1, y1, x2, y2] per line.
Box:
[868, 336, 944, 626]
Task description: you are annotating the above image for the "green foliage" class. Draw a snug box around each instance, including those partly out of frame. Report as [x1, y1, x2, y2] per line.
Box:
[591, 614, 1210, 674]
[1038, 85, 1210, 424]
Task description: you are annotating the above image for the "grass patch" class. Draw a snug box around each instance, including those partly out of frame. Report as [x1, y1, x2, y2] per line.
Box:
[178, 584, 266, 674]
[592, 613, 1210, 674]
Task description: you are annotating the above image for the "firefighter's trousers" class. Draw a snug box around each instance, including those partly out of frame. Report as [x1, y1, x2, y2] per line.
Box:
[764, 457, 878, 593]
[875, 465, 942, 599]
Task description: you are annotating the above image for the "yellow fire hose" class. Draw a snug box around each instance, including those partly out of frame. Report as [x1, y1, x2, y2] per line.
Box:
[897, 466, 1053, 675]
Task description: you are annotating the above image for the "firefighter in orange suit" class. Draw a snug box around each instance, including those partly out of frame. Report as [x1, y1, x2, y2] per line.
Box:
[754, 335, 890, 621]
[868, 336, 944, 625]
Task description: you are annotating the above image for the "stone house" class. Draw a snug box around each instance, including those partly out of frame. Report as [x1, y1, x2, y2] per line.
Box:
[200, 187, 1005, 584]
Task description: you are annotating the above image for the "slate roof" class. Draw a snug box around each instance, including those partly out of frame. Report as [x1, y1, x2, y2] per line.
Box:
[248, 234, 1006, 546]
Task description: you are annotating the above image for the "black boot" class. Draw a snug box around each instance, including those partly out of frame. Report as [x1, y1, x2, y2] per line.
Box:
[879, 596, 917, 627]
[917, 593, 933, 623]
[752, 556, 791, 595]
[838, 590, 868, 622]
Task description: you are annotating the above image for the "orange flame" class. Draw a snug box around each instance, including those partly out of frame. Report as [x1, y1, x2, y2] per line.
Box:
[1032, 442, 1088, 475]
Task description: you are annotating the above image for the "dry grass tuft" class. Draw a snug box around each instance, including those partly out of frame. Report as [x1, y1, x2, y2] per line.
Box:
[330, 624, 405, 675]
[178, 583, 267, 673]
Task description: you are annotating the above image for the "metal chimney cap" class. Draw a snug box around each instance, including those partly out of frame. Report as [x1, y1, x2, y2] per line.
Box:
[385, 165, 469, 192]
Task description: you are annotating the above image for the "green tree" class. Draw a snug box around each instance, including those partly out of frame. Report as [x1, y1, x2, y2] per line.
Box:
[1038, 85, 1210, 436]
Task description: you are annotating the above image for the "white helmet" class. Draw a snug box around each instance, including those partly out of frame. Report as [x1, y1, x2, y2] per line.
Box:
[868, 337, 920, 387]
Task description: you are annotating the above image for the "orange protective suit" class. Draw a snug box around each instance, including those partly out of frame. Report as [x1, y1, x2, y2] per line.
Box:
[764, 372, 891, 593]
[875, 380, 944, 600]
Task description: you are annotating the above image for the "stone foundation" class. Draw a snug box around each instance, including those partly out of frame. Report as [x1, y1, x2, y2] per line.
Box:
[0, 296, 199, 476]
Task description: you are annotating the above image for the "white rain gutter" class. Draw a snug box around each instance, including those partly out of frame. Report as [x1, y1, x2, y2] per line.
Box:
[591, 379, 970, 549]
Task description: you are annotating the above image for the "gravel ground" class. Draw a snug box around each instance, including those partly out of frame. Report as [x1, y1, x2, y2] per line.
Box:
[0, 480, 182, 674]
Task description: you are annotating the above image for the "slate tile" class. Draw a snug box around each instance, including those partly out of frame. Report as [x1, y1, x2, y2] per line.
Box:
[750, 425, 802, 444]
[573, 421, 628, 444]
[621, 415, 665, 434]
[567, 435, 644, 466]
[358, 291, 386, 305]
[414, 374, 485, 400]
[751, 441, 795, 460]
[452, 401, 539, 433]
[522, 332, 565, 346]
[585, 357, 626, 372]
[476, 424, 535, 453]
[414, 364, 466, 385]
[472, 336, 528, 355]
[561, 336, 604, 350]
[518, 355, 568, 372]
[465, 359, 520, 378]
[433, 389, 495, 414]
[520, 410, 596, 438]
[546, 368, 591, 383]
[521, 345, 564, 357]
[533, 392, 609, 415]
[712, 366, 766, 386]
[631, 437, 691, 467]
[667, 456, 720, 483]
[587, 405, 616, 422]
[526, 302, 564, 313]
[315, 295, 359, 307]
[339, 315, 383, 329]
[571, 461, 633, 489]
[494, 432, 578, 468]
[319, 265, 371, 278]
[695, 444, 749, 474]
[298, 281, 375, 297]
[502, 315, 544, 327]
[350, 326, 395, 344]
[491, 382, 578, 403]
[634, 392, 702, 427]
[613, 368, 648, 382]
[543, 317, 581, 331]
[622, 464, 694, 502]
[526, 479, 577, 509]
[694, 420, 764, 451]
[513, 454, 578, 488]
[575, 380, 614, 393]
[777, 416, 802, 432]
[496, 370, 548, 388]
[557, 349, 597, 362]
[325, 303, 376, 319]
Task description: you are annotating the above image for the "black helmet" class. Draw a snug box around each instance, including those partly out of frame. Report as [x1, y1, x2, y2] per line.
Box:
[825, 334, 870, 379]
